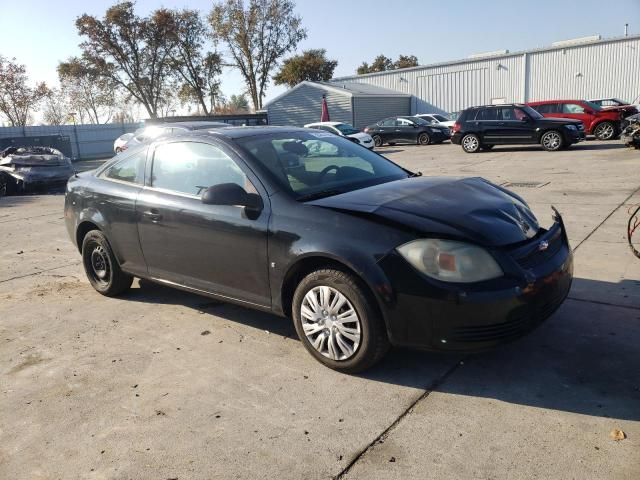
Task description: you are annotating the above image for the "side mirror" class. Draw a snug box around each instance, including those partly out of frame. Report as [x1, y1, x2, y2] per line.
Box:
[412, 123, 418, 128]
[202, 183, 262, 212]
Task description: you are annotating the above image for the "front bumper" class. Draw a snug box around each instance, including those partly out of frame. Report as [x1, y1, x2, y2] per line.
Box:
[376, 218, 573, 352]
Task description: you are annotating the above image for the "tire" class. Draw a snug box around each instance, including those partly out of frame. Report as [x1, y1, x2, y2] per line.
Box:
[461, 134, 480, 153]
[593, 121, 616, 141]
[480, 144, 494, 151]
[372, 135, 383, 147]
[418, 132, 431, 145]
[540, 130, 564, 151]
[81, 230, 133, 296]
[292, 268, 390, 373]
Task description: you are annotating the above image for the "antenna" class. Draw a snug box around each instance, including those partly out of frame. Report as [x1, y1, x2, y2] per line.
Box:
[625, 23, 629, 36]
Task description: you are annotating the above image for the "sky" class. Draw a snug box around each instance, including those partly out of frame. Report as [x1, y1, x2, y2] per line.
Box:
[1, 0, 639, 115]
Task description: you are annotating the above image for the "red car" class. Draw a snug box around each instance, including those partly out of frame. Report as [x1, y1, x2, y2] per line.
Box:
[527, 100, 623, 140]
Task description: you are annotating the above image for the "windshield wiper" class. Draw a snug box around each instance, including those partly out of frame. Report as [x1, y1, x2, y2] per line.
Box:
[297, 189, 343, 201]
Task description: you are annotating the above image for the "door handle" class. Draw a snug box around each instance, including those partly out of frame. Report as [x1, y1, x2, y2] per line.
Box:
[143, 209, 162, 222]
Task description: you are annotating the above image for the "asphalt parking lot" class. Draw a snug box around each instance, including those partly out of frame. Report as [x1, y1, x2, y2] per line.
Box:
[1, 140, 639, 479]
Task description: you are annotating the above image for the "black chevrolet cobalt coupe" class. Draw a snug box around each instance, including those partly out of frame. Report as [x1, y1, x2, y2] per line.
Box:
[65, 126, 573, 372]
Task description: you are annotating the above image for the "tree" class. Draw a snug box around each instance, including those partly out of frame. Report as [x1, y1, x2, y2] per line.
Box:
[0, 56, 49, 126]
[42, 89, 70, 125]
[74, 2, 178, 118]
[273, 49, 337, 87]
[209, 0, 307, 110]
[170, 9, 223, 115]
[356, 54, 419, 74]
[58, 57, 116, 124]
[394, 55, 418, 69]
[215, 93, 250, 113]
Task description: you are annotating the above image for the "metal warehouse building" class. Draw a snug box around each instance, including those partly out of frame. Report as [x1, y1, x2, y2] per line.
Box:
[266, 81, 411, 129]
[327, 34, 640, 116]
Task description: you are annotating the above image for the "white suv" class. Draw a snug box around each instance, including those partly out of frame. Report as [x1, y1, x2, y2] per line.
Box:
[413, 113, 455, 128]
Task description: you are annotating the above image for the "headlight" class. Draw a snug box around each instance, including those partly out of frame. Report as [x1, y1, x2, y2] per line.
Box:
[397, 239, 503, 283]
[565, 125, 577, 130]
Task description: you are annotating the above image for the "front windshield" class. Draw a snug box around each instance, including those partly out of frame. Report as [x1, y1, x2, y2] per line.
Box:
[583, 100, 602, 111]
[522, 105, 543, 119]
[236, 131, 409, 200]
[333, 123, 360, 136]
[432, 114, 449, 122]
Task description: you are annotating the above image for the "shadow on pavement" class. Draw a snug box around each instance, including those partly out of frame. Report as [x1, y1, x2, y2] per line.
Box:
[121, 276, 640, 421]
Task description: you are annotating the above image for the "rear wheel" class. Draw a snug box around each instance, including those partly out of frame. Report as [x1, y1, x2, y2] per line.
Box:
[292, 269, 389, 373]
[372, 135, 383, 147]
[593, 121, 616, 140]
[418, 132, 431, 145]
[540, 130, 563, 151]
[461, 134, 480, 153]
[81, 230, 133, 296]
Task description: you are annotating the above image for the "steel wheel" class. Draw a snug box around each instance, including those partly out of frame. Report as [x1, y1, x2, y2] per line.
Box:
[541, 130, 562, 151]
[300, 286, 361, 361]
[594, 122, 615, 140]
[372, 135, 383, 147]
[462, 134, 480, 153]
[89, 245, 111, 287]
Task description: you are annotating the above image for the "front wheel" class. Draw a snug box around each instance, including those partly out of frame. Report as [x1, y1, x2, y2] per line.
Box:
[593, 121, 616, 140]
[82, 230, 133, 296]
[540, 130, 564, 151]
[461, 134, 480, 153]
[292, 269, 389, 373]
[372, 135, 383, 147]
[418, 132, 431, 145]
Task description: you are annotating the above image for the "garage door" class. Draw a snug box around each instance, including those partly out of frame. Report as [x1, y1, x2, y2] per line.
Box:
[417, 69, 487, 113]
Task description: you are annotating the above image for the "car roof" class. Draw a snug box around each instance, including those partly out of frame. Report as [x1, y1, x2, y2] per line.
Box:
[527, 100, 586, 105]
[305, 121, 342, 127]
[146, 121, 230, 130]
[188, 125, 310, 140]
[466, 103, 528, 109]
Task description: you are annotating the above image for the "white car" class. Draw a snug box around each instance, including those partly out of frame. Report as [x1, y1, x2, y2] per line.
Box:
[413, 113, 456, 128]
[304, 122, 374, 149]
[113, 132, 135, 153]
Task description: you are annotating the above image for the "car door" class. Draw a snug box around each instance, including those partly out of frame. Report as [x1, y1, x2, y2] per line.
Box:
[135, 139, 271, 307]
[376, 118, 399, 142]
[474, 107, 499, 143]
[395, 118, 418, 143]
[492, 106, 536, 143]
[94, 149, 148, 277]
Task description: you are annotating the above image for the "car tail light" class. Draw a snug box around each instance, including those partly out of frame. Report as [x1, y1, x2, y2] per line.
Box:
[452, 122, 461, 133]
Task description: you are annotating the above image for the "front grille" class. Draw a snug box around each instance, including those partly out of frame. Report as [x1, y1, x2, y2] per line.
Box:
[513, 228, 563, 269]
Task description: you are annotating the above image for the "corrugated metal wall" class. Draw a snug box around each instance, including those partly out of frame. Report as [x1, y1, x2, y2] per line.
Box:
[527, 38, 640, 102]
[0, 123, 140, 160]
[267, 84, 353, 127]
[352, 96, 411, 129]
[331, 36, 640, 114]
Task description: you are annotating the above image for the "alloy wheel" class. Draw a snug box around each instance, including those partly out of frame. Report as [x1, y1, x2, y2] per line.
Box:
[595, 122, 615, 140]
[300, 286, 361, 361]
[462, 135, 479, 152]
[542, 131, 561, 150]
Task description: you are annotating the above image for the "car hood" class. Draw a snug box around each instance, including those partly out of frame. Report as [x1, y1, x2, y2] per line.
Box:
[308, 177, 540, 247]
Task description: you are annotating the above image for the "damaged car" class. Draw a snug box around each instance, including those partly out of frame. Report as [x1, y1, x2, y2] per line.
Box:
[65, 127, 573, 372]
[0, 146, 75, 195]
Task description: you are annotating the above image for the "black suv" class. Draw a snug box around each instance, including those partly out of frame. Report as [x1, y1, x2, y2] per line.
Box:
[364, 116, 450, 147]
[451, 104, 585, 153]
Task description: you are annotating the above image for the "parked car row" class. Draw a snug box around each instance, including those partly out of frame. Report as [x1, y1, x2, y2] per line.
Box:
[450, 96, 639, 153]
